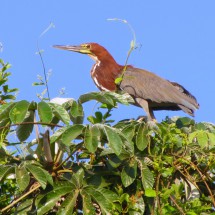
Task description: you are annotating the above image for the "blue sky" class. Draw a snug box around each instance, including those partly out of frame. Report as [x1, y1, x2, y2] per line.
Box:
[0, 1, 214, 123]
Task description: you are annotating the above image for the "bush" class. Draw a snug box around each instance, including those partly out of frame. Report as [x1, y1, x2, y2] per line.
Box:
[0, 59, 215, 215]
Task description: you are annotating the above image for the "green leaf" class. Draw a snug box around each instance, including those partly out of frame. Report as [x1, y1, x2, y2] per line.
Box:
[127, 192, 145, 214]
[49, 102, 70, 125]
[0, 118, 11, 143]
[84, 125, 100, 153]
[121, 159, 137, 187]
[2, 85, 8, 93]
[197, 131, 208, 148]
[0, 102, 15, 121]
[139, 161, 154, 190]
[32, 82, 45, 86]
[0, 165, 14, 181]
[50, 125, 70, 143]
[38, 101, 53, 123]
[25, 164, 49, 189]
[15, 165, 30, 191]
[208, 133, 215, 146]
[61, 125, 84, 145]
[1, 94, 16, 100]
[188, 131, 198, 143]
[16, 199, 33, 214]
[37, 182, 74, 215]
[104, 125, 123, 155]
[41, 168, 53, 186]
[195, 122, 207, 130]
[70, 100, 84, 124]
[161, 167, 174, 177]
[85, 186, 117, 214]
[136, 124, 149, 151]
[145, 188, 156, 197]
[70, 100, 84, 118]
[115, 77, 123, 84]
[95, 111, 103, 122]
[108, 92, 134, 105]
[79, 92, 115, 106]
[162, 188, 174, 199]
[0, 79, 7, 86]
[16, 110, 34, 141]
[9, 100, 30, 123]
[121, 124, 135, 141]
[57, 190, 79, 215]
[81, 190, 96, 215]
[6, 87, 19, 93]
[71, 168, 84, 188]
[97, 187, 118, 203]
[176, 117, 194, 128]
[106, 154, 122, 168]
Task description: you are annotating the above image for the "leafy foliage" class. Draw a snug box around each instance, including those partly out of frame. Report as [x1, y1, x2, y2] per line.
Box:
[0, 59, 215, 214]
[0, 60, 18, 102]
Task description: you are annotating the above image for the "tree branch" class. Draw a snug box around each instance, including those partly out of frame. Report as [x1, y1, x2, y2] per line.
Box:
[0, 121, 63, 131]
[1, 183, 41, 213]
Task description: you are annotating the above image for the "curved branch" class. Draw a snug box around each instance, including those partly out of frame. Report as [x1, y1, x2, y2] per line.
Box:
[169, 195, 186, 215]
[0, 121, 63, 131]
[174, 155, 215, 207]
[1, 183, 41, 213]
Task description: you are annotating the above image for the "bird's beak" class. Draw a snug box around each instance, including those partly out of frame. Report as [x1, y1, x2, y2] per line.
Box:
[53, 45, 92, 54]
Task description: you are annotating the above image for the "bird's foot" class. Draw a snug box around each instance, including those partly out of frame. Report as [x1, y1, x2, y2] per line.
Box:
[146, 119, 158, 129]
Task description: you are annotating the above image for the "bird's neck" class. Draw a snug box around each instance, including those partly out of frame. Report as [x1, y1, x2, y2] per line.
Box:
[90, 56, 123, 91]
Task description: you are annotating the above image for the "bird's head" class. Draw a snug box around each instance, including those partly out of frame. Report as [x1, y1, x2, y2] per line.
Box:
[53, 43, 116, 63]
[53, 43, 112, 61]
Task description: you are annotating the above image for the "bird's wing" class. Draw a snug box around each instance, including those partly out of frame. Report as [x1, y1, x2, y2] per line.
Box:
[120, 67, 198, 111]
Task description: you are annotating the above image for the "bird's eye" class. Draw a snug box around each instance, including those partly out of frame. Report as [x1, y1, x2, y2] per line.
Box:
[82, 44, 90, 49]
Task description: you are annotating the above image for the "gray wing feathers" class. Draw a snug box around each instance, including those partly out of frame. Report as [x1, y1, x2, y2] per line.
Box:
[120, 68, 199, 113]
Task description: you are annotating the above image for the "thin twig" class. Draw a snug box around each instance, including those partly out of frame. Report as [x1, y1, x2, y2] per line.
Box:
[53, 149, 64, 170]
[155, 173, 162, 214]
[36, 45, 50, 101]
[169, 195, 186, 215]
[107, 18, 137, 84]
[174, 155, 215, 207]
[34, 113, 40, 145]
[192, 162, 215, 207]
[36, 23, 55, 101]
[0, 121, 63, 131]
[1, 183, 41, 213]
[57, 169, 73, 174]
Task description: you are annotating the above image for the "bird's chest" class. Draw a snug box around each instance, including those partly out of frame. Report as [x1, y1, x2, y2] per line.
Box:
[91, 63, 119, 91]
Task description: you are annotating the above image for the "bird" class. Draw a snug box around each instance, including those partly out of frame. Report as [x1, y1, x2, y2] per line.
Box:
[53, 43, 199, 121]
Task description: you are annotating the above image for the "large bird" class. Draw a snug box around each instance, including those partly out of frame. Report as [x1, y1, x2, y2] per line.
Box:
[53, 43, 199, 121]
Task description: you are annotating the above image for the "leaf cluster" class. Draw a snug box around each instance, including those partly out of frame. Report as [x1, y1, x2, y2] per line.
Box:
[0, 59, 18, 102]
[0, 61, 215, 214]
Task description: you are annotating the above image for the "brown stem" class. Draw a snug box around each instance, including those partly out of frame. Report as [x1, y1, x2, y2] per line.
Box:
[53, 155, 70, 171]
[169, 195, 186, 215]
[57, 169, 73, 174]
[0, 122, 63, 131]
[194, 164, 215, 207]
[41, 130, 53, 163]
[155, 173, 162, 214]
[34, 113, 40, 145]
[1, 183, 41, 213]
[175, 155, 215, 207]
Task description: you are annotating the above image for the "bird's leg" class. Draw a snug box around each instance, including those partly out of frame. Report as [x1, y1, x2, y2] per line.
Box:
[149, 109, 156, 122]
[135, 98, 156, 122]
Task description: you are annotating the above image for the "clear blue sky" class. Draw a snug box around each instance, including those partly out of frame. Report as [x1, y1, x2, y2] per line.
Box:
[1, 1, 214, 123]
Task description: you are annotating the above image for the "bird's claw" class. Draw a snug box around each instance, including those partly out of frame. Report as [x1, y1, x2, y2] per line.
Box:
[146, 119, 158, 129]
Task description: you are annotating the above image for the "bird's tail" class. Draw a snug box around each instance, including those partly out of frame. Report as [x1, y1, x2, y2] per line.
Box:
[171, 81, 199, 115]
